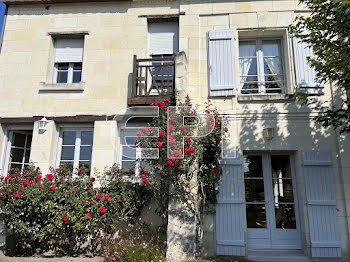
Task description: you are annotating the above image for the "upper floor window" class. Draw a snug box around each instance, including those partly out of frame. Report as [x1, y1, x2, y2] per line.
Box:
[239, 39, 285, 94]
[53, 38, 84, 84]
[57, 127, 93, 176]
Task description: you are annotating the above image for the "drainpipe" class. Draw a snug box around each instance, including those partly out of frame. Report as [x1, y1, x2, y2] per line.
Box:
[330, 81, 350, 240]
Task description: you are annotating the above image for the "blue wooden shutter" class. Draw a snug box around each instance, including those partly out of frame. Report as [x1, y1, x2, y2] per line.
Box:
[292, 36, 324, 95]
[302, 150, 341, 258]
[207, 29, 236, 97]
[216, 152, 245, 256]
[0, 2, 6, 51]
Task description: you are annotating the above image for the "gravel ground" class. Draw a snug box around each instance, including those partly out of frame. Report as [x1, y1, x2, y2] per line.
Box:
[0, 252, 103, 262]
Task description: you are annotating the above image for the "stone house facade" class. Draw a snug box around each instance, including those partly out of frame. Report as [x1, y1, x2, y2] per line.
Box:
[0, 0, 349, 261]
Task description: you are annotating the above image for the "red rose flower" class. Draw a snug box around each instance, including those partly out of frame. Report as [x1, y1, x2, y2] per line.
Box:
[176, 166, 182, 171]
[14, 191, 21, 197]
[186, 137, 191, 143]
[211, 168, 217, 173]
[86, 213, 91, 218]
[168, 118, 173, 123]
[62, 215, 68, 222]
[142, 175, 149, 185]
[22, 180, 29, 186]
[96, 194, 102, 200]
[90, 177, 96, 182]
[20, 186, 25, 190]
[161, 105, 167, 111]
[169, 125, 174, 131]
[163, 98, 169, 103]
[142, 127, 148, 133]
[205, 109, 210, 114]
[180, 125, 186, 131]
[71, 188, 75, 192]
[207, 124, 212, 129]
[155, 141, 162, 148]
[35, 175, 42, 181]
[39, 184, 43, 188]
[149, 126, 154, 131]
[166, 160, 173, 167]
[50, 185, 56, 191]
[30, 180, 35, 185]
[159, 130, 165, 136]
[46, 174, 54, 181]
[105, 195, 110, 200]
[150, 103, 154, 107]
[141, 169, 146, 175]
[99, 207, 106, 214]
[77, 168, 83, 175]
[185, 146, 195, 155]
[4, 176, 10, 181]
[137, 132, 142, 137]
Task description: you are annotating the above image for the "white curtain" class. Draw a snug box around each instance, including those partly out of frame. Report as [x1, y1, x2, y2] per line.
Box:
[239, 58, 253, 88]
[264, 58, 284, 90]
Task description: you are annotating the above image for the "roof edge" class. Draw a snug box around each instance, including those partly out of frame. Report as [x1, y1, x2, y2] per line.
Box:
[2, 0, 130, 6]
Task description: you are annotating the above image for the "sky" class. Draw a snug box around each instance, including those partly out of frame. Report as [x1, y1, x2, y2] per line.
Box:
[0, 2, 5, 38]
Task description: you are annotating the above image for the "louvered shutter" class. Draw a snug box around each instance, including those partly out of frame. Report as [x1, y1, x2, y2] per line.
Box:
[292, 36, 324, 95]
[208, 29, 236, 97]
[302, 150, 341, 258]
[216, 151, 245, 256]
[148, 22, 179, 55]
[0, 3, 6, 51]
[54, 39, 84, 63]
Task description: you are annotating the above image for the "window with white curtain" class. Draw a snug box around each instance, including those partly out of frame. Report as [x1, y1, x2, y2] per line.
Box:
[239, 39, 285, 94]
[53, 38, 84, 84]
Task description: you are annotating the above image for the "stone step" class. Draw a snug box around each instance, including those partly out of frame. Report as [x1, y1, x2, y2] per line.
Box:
[248, 249, 309, 262]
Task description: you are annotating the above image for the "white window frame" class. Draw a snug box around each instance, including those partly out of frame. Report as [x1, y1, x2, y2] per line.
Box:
[119, 127, 142, 176]
[239, 37, 286, 94]
[56, 127, 94, 177]
[1, 126, 33, 176]
[53, 62, 82, 84]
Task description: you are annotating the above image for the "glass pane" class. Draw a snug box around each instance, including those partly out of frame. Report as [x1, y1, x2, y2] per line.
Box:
[81, 131, 93, 145]
[60, 162, 74, 173]
[121, 161, 134, 171]
[79, 146, 92, 161]
[73, 71, 82, 83]
[73, 63, 82, 70]
[61, 146, 75, 160]
[246, 204, 267, 228]
[244, 155, 263, 177]
[57, 63, 69, 70]
[275, 204, 296, 229]
[26, 135, 32, 148]
[12, 132, 26, 147]
[25, 150, 30, 163]
[62, 131, 76, 145]
[272, 179, 294, 202]
[241, 82, 259, 94]
[262, 40, 280, 57]
[271, 155, 291, 178]
[9, 163, 22, 173]
[264, 57, 283, 75]
[57, 71, 68, 83]
[240, 58, 257, 76]
[266, 83, 282, 93]
[245, 179, 265, 202]
[10, 148, 24, 163]
[239, 41, 257, 57]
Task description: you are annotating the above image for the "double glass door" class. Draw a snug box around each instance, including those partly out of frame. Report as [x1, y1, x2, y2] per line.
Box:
[244, 154, 301, 249]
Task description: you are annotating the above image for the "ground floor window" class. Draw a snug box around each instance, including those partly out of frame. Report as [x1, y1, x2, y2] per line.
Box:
[57, 127, 93, 176]
[3, 130, 33, 174]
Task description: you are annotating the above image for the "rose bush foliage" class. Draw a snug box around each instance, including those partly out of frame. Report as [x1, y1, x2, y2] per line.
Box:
[0, 164, 151, 256]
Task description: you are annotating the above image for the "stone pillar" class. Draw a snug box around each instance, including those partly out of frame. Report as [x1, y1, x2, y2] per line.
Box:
[90, 120, 118, 181]
[175, 51, 188, 104]
[30, 120, 58, 174]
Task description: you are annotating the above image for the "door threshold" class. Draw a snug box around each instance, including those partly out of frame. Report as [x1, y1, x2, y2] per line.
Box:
[248, 249, 308, 262]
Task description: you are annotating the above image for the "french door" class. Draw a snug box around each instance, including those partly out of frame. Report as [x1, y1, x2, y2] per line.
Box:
[244, 153, 301, 249]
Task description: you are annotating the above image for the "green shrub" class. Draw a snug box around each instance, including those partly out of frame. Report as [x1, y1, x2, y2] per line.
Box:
[0, 164, 151, 256]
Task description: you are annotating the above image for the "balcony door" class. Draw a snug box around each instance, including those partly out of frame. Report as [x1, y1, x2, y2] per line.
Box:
[147, 21, 178, 95]
[244, 154, 302, 249]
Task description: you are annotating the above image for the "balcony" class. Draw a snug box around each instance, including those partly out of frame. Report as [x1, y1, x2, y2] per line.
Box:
[128, 55, 176, 106]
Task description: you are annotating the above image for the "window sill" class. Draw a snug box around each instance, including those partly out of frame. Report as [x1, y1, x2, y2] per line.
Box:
[237, 94, 295, 102]
[39, 82, 85, 92]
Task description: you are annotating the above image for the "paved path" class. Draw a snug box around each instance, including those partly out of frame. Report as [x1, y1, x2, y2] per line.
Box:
[0, 253, 103, 262]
